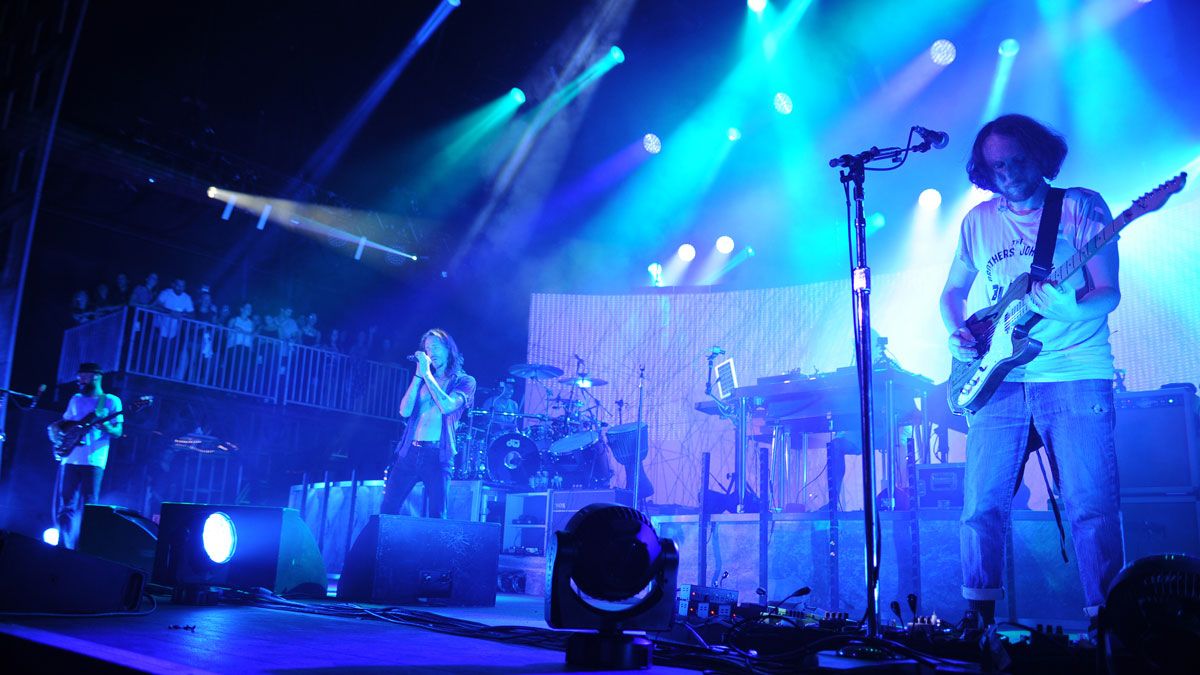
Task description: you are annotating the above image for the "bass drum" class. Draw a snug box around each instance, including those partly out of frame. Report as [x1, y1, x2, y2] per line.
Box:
[487, 432, 540, 486]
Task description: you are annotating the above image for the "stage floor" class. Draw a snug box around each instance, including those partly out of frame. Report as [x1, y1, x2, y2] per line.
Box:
[0, 593, 704, 674]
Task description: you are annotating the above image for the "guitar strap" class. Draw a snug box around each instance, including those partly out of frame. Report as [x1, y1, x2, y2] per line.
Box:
[1029, 187, 1065, 282]
[1027, 185, 1070, 563]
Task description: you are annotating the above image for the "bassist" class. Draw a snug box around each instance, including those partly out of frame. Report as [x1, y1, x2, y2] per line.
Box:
[47, 362, 123, 549]
[938, 114, 1123, 627]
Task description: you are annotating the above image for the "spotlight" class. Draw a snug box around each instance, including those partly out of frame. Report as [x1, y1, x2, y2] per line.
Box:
[609, 46, 625, 63]
[726, 127, 742, 142]
[206, 186, 218, 199]
[715, 236, 735, 254]
[202, 512, 236, 564]
[42, 527, 60, 546]
[867, 212, 886, 232]
[546, 504, 679, 670]
[929, 39, 957, 66]
[1101, 554, 1200, 674]
[918, 188, 942, 209]
[509, 87, 526, 104]
[998, 38, 1020, 57]
[677, 243, 696, 262]
[153, 503, 326, 603]
[642, 133, 662, 154]
[747, 0, 767, 13]
[773, 92, 793, 115]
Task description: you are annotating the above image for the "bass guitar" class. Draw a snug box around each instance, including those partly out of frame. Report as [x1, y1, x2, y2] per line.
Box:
[48, 395, 154, 460]
[948, 173, 1187, 415]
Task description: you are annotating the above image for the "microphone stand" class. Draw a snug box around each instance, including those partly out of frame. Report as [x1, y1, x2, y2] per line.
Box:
[632, 365, 645, 512]
[828, 130, 931, 639]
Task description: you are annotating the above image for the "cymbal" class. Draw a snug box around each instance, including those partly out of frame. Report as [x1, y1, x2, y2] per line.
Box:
[558, 376, 608, 388]
[509, 363, 564, 379]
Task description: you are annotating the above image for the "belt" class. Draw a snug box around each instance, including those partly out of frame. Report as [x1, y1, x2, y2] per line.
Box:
[411, 440, 440, 447]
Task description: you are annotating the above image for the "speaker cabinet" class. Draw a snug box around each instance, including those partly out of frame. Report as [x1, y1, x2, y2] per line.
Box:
[338, 515, 501, 606]
[78, 505, 158, 574]
[0, 530, 145, 612]
[1115, 386, 1199, 495]
[1122, 496, 1200, 562]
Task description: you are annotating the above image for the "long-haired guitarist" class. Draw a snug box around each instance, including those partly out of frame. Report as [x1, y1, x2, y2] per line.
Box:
[46, 362, 123, 549]
[938, 114, 1123, 627]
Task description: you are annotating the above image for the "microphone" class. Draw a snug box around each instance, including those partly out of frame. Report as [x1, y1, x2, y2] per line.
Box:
[710, 346, 726, 355]
[913, 125, 949, 150]
[573, 353, 584, 364]
[30, 384, 46, 409]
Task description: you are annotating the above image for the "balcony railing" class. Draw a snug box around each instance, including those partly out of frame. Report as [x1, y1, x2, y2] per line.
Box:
[57, 306, 409, 420]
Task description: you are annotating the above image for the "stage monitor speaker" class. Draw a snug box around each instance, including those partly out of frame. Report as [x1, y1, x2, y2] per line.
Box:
[153, 503, 327, 597]
[338, 515, 501, 607]
[1115, 386, 1199, 494]
[78, 505, 158, 574]
[0, 530, 145, 612]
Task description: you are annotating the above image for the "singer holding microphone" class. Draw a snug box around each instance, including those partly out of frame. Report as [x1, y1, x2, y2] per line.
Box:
[380, 328, 475, 519]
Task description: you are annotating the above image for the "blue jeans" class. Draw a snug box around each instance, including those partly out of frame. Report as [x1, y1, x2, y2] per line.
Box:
[960, 379, 1124, 615]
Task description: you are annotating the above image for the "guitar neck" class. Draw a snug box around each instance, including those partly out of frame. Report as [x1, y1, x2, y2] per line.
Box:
[1045, 208, 1133, 287]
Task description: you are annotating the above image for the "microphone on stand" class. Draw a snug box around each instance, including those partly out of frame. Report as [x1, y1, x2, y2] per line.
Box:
[710, 346, 726, 356]
[912, 126, 949, 150]
[30, 384, 46, 409]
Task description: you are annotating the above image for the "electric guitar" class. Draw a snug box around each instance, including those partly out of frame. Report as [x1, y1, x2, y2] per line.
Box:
[48, 395, 154, 460]
[947, 173, 1187, 415]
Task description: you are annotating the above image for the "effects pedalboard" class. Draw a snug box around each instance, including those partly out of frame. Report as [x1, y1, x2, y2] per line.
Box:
[676, 584, 740, 620]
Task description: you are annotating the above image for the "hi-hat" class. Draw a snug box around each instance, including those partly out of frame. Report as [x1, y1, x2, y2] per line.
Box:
[558, 376, 608, 388]
[509, 363, 564, 379]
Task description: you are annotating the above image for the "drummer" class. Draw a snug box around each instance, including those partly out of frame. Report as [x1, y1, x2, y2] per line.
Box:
[481, 378, 519, 433]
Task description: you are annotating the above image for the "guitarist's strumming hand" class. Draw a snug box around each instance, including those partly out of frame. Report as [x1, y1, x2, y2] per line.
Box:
[948, 326, 978, 362]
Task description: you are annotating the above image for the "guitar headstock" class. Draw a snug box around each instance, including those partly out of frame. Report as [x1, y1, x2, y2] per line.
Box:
[1128, 172, 1188, 218]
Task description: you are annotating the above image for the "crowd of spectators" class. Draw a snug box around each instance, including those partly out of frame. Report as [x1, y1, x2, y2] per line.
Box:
[68, 271, 406, 364]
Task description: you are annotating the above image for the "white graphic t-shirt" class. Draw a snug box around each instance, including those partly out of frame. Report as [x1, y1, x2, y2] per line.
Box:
[954, 188, 1116, 382]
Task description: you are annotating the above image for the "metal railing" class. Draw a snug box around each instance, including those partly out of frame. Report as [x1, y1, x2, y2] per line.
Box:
[58, 306, 409, 419]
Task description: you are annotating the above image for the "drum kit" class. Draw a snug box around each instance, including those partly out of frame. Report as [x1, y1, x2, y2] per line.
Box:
[454, 361, 617, 490]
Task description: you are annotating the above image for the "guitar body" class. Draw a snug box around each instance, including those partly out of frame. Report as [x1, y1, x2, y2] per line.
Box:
[947, 273, 1044, 416]
[48, 395, 154, 461]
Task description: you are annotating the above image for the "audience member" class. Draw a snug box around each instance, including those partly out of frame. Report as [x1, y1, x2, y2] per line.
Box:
[70, 290, 93, 324]
[299, 312, 321, 347]
[130, 272, 159, 306]
[113, 273, 131, 305]
[196, 285, 218, 324]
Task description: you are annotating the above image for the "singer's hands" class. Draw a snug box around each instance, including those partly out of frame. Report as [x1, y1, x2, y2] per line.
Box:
[413, 351, 432, 378]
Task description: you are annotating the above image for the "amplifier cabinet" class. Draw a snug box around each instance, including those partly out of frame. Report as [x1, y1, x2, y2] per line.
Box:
[1114, 386, 1199, 495]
